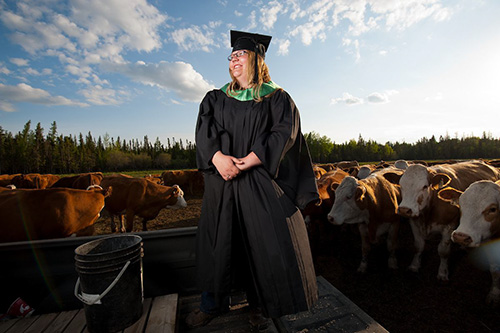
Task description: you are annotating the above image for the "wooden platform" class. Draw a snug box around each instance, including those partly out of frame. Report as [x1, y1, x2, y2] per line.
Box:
[0, 277, 388, 333]
[0, 294, 178, 333]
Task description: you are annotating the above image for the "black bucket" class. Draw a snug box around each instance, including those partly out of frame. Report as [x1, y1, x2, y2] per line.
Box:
[74, 235, 144, 333]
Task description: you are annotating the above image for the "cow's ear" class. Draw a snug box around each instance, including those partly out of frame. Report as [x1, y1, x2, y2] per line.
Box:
[354, 186, 368, 210]
[383, 172, 402, 185]
[437, 186, 461, 207]
[355, 185, 366, 204]
[104, 186, 112, 198]
[431, 173, 451, 190]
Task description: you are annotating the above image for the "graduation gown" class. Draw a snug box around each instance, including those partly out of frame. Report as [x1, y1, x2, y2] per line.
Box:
[195, 85, 319, 318]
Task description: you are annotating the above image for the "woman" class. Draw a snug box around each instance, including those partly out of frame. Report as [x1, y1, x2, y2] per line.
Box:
[187, 30, 319, 329]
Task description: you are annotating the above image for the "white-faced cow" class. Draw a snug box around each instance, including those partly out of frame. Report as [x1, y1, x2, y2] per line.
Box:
[384, 160, 500, 280]
[327, 169, 402, 273]
[439, 180, 500, 304]
[100, 176, 187, 232]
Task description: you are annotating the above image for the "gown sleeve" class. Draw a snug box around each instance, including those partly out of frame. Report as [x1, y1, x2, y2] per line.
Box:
[195, 90, 222, 172]
[250, 89, 298, 178]
[251, 90, 319, 209]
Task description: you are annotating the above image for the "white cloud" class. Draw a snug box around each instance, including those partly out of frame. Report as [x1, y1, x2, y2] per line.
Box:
[277, 39, 291, 56]
[289, 0, 333, 45]
[331, 90, 399, 105]
[0, 0, 168, 84]
[10, 58, 29, 66]
[342, 38, 360, 61]
[369, 0, 452, 31]
[25, 67, 41, 75]
[104, 61, 216, 103]
[246, 10, 257, 31]
[0, 66, 11, 75]
[0, 83, 88, 112]
[284, 0, 452, 58]
[171, 25, 216, 53]
[331, 92, 363, 105]
[260, 1, 286, 30]
[78, 85, 127, 105]
[70, 0, 167, 53]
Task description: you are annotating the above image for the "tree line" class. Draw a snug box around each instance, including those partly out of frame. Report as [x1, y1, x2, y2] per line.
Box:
[0, 121, 196, 174]
[305, 131, 500, 163]
[2, 121, 500, 175]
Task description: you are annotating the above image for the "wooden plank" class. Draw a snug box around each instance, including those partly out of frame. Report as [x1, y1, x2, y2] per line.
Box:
[123, 298, 152, 333]
[0, 318, 20, 333]
[43, 310, 79, 333]
[63, 309, 86, 333]
[24, 313, 58, 333]
[2, 315, 38, 332]
[145, 294, 178, 333]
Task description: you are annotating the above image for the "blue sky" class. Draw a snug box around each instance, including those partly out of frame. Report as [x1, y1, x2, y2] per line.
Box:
[0, 0, 499, 146]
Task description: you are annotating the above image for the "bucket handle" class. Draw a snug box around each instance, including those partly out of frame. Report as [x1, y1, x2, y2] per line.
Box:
[74, 260, 131, 305]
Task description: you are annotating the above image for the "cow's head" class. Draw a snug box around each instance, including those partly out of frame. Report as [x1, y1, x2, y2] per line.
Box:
[440, 180, 500, 247]
[87, 184, 112, 198]
[394, 164, 450, 218]
[168, 185, 187, 208]
[327, 176, 369, 225]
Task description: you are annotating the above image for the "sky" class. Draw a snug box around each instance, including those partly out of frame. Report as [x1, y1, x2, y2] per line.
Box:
[0, 0, 499, 147]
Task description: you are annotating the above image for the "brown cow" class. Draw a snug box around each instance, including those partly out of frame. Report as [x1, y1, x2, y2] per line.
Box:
[439, 180, 500, 304]
[328, 168, 403, 273]
[161, 169, 204, 195]
[0, 174, 21, 187]
[11, 173, 60, 189]
[100, 176, 187, 232]
[384, 160, 500, 280]
[312, 165, 327, 179]
[0, 186, 111, 242]
[50, 172, 103, 189]
[301, 168, 350, 260]
[144, 174, 163, 185]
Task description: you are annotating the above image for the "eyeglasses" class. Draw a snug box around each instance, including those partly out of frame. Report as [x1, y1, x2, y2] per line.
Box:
[227, 50, 247, 61]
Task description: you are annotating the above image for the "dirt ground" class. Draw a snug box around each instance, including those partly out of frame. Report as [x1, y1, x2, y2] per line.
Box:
[93, 194, 500, 333]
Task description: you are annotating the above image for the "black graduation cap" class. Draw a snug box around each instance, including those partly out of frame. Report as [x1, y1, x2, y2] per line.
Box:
[230, 30, 272, 84]
[231, 30, 272, 59]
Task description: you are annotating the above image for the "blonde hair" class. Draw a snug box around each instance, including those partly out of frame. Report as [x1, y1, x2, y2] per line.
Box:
[227, 50, 271, 102]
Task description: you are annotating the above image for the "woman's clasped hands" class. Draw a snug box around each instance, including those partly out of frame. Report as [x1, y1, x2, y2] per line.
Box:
[212, 151, 262, 181]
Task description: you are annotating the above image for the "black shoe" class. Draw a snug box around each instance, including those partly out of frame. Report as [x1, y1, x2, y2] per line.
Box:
[249, 307, 269, 330]
[185, 308, 217, 328]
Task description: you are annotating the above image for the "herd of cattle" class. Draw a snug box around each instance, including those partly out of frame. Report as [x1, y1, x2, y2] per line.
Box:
[306, 159, 500, 306]
[1, 159, 500, 305]
[0, 171, 195, 241]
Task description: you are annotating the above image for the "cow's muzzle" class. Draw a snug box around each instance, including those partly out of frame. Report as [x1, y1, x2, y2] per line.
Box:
[397, 206, 413, 218]
[451, 231, 472, 246]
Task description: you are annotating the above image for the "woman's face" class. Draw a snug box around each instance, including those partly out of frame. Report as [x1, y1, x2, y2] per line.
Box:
[229, 50, 249, 87]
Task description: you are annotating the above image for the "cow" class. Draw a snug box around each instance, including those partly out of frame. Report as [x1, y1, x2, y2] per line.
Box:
[357, 165, 374, 179]
[144, 174, 163, 185]
[383, 160, 500, 280]
[11, 173, 60, 189]
[100, 176, 187, 232]
[313, 165, 327, 179]
[394, 160, 409, 170]
[0, 174, 21, 187]
[301, 168, 350, 259]
[327, 169, 403, 273]
[438, 180, 500, 304]
[50, 172, 103, 189]
[0, 186, 111, 242]
[161, 169, 204, 195]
